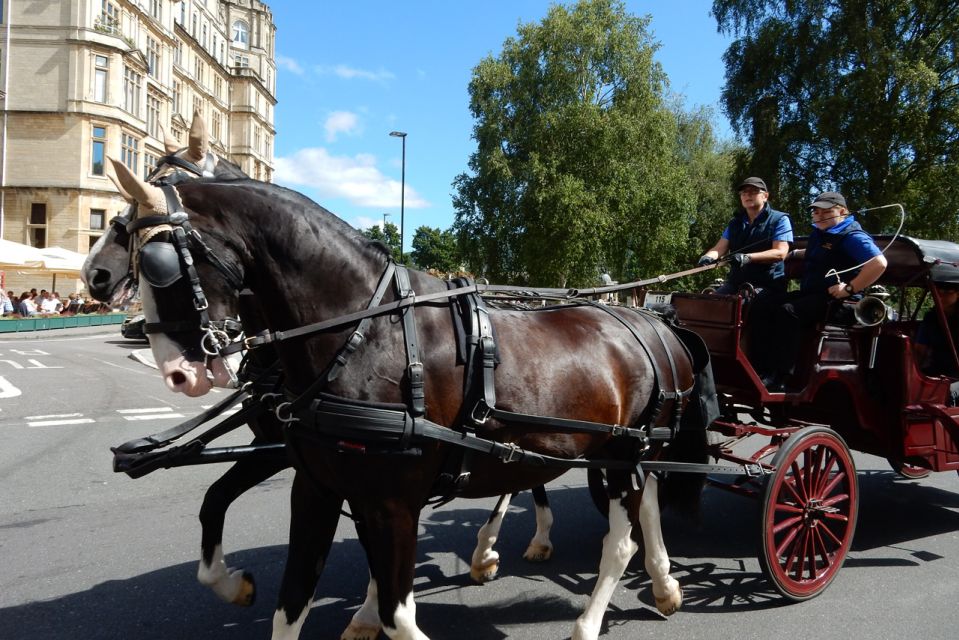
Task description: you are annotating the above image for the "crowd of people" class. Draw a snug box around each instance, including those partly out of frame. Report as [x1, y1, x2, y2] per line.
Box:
[0, 288, 110, 317]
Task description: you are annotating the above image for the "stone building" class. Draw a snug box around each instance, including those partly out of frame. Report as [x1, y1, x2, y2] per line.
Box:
[0, 0, 276, 293]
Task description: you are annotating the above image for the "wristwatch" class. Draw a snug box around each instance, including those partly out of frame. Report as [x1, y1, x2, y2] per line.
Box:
[844, 283, 856, 295]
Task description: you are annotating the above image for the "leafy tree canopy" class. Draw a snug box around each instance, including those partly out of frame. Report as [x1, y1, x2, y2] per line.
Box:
[361, 222, 402, 262]
[453, 0, 730, 287]
[410, 225, 462, 273]
[714, 0, 959, 239]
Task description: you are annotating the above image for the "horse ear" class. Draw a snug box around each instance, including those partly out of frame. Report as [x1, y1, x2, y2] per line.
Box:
[187, 111, 209, 164]
[160, 125, 179, 155]
[108, 157, 169, 214]
[105, 161, 134, 203]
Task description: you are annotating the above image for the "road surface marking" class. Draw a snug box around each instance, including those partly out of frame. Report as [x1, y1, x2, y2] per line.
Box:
[0, 376, 21, 398]
[28, 417, 95, 427]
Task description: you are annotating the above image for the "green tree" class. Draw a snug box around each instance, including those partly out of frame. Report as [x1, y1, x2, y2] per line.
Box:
[410, 225, 461, 272]
[453, 0, 711, 287]
[361, 222, 402, 262]
[714, 0, 959, 239]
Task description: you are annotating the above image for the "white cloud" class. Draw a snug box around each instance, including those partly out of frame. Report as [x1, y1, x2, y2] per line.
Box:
[324, 111, 361, 143]
[274, 147, 429, 209]
[315, 64, 395, 82]
[276, 54, 304, 75]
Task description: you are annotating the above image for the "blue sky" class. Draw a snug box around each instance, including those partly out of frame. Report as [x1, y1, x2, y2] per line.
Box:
[269, 1, 735, 248]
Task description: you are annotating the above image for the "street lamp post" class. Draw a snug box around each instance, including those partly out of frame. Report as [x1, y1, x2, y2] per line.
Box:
[382, 211, 391, 229]
[389, 131, 407, 260]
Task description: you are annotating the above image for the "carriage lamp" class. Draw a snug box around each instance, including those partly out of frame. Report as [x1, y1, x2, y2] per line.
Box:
[389, 131, 407, 260]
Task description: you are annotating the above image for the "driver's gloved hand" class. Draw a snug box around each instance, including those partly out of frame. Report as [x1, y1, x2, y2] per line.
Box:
[697, 255, 717, 267]
[729, 253, 751, 267]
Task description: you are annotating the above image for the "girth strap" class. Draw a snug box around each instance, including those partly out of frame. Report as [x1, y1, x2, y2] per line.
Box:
[395, 265, 426, 416]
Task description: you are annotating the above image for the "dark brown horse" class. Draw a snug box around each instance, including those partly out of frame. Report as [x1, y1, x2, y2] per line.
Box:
[108, 158, 706, 640]
[83, 117, 557, 611]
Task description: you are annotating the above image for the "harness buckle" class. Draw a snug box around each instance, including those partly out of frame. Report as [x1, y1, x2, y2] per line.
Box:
[499, 443, 522, 463]
[470, 401, 492, 426]
[201, 327, 231, 356]
[194, 297, 209, 312]
[611, 424, 625, 437]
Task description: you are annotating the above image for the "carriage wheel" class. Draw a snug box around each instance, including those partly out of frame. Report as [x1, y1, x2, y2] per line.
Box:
[887, 457, 931, 479]
[759, 426, 858, 601]
[587, 468, 609, 518]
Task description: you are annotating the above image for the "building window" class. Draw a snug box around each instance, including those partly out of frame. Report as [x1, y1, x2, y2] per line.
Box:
[144, 153, 158, 180]
[97, 2, 120, 35]
[234, 54, 249, 68]
[90, 209, 106, 231]
[146, 37, 160, 78]
[173, 39, 182, 66]
[171, 126, 183, 143]
[194, 57, 203, 83]
[94, 54, 109, 103]
[202, 24, 208, 49]
[191, 13, 197, 38]
[211, 110, 221, 140]
[91, 125, 106, 176]
[150, 0, 161, 21]
[29, 204, 47, 248]
[121, 133, 140, 174]
[193, 96, 203, 122]
[177, 2, 185, 25]
[172, 80, 181, 116]
[213, 75, 222, 101]
[123, 66, 141, 115]
[232, 20, 248, 48]
[254, 126, 260, 156]
[146, 93, 161, 139]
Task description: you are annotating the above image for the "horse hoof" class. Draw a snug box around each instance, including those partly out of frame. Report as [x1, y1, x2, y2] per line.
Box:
[470, 560, 500, 583]
[341, 621, 382, 640]
[654, 587, 682, 616]
[522, 543, 553, 562]
[231, 571, 256, 607]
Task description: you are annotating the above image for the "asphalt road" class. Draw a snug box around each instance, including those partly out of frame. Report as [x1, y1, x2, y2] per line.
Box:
[0, 330, 957, 639]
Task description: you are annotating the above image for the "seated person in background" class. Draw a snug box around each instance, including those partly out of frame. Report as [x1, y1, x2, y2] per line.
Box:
[39, 291, 61, 314]
[698, 176, 793, 295]
[0, 290, 13, 316]
[760, 191, 887, 392]
[18, 292, 38, 316]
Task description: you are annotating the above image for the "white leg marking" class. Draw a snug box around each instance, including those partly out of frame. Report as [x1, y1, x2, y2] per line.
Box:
[572, 495, 637, 640]
[196, 544, 250, 604]
[271, 598, 312, 640]
[342, 577, 382, 640]
[470, 494, 511, 583]
[638, 475, 682, 615]
[383, 591, 429, 640]
[523, 502, 554, 562]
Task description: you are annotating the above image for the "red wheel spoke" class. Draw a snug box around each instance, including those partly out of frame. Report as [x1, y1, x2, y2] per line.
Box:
[811, 447, 834, 497]
[821, 491, 850, 509]
[774, 502, 803, 515]
[810, 527, 831, 578]
[818, 520, 844, 547]
[820, 468, 847, 499]
[773, 514, 803, 536]
[782, 469, 805, 504]
[775, 518, 802, 557]
[792, 460, 810, 503]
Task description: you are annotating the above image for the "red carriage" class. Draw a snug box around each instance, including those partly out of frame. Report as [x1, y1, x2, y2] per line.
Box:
[621, 234, 959, 601]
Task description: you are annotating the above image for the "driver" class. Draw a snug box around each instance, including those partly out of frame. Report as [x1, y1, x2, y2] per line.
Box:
[697, 176, 793, 295]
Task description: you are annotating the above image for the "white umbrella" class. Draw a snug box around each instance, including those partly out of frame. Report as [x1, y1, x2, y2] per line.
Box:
[0, 238, 44, 268]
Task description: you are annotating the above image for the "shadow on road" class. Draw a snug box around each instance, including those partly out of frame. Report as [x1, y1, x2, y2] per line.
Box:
[3, 470, 956, 639]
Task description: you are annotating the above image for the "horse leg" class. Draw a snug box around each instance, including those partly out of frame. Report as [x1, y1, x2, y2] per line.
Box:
[636, 474, 682, 615]
[197, 453, 288, 605]
[522, 484, 554, 562]
[470, 493, 514, 583]
[271, 472, 343, 640]
[364, 502, 429, 640]
[342, 519, 383, 640]
[571, 476, 641, 640]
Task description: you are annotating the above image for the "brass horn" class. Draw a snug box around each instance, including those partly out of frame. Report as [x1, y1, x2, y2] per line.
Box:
[854, 295, 888, 326]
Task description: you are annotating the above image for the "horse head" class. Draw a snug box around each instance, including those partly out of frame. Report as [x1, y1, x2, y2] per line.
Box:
[82, 112, 247, 305]
[106, 157, 250, 396]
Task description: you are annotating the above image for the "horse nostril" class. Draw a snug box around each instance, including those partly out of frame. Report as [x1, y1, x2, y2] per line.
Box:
[170, 371, 187, 386]
[90, 268, 112, 286]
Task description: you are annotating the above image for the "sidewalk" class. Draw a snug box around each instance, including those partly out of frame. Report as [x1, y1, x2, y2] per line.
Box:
[0, 323, 127, 341]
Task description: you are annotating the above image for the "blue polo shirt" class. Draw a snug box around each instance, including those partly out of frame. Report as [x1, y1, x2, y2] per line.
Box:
[801, 216, 881, 293]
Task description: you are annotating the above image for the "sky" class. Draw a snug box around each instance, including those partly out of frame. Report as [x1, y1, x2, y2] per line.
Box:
[268, 1, 736, 250]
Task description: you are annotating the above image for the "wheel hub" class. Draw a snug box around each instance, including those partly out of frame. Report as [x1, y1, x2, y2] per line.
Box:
[803, 498, 839, 526]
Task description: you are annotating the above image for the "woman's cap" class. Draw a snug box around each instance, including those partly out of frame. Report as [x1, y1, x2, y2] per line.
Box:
[738, 176, 767, 192]
[809, 191, 847, 209]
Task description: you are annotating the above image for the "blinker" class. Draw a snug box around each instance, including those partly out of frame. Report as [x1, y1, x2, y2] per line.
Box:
[139, 241, 183, 288]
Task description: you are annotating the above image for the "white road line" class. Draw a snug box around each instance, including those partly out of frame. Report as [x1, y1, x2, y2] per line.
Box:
[123, 413, 185, 421]
[25, 413, 84, 420]
[117, 407, 174, 414]
[28, 418, 95, 427]
[0, 376, 22, 398]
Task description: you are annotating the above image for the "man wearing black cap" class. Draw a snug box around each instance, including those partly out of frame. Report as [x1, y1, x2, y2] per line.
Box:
[698, 176, 793, 295]
[761, 191, 887, 391]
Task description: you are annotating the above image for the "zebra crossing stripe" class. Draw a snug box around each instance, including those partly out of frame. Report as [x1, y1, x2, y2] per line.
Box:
[28, 416, 95, 427]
